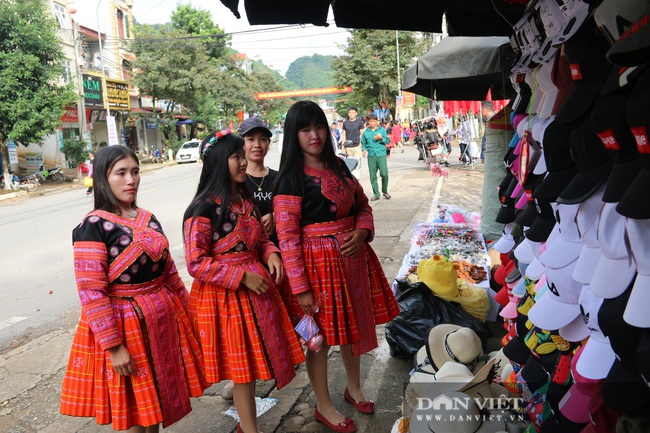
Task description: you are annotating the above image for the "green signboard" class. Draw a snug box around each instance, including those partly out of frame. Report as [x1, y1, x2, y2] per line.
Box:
[83, 74, 104, 108]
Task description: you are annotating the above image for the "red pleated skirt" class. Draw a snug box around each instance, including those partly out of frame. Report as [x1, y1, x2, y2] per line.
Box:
[60, 293, 208, 430]
[282, 235, 400, 352]
[188, 260, 305, 385]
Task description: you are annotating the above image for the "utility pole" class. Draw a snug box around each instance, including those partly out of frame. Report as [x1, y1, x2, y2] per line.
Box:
[96, 0, 110, 118]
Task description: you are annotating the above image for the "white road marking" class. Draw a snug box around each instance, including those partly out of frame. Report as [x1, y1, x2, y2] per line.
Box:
[0, 221, 29, 231]
[0, 316, 28, 330]
[426, 176, 444, 222]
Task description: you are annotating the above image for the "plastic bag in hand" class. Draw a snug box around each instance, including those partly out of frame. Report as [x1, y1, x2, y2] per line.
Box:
[295, 315, 323, 352]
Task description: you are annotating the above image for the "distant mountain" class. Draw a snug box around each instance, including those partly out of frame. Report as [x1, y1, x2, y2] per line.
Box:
[285, 54, 335, 90]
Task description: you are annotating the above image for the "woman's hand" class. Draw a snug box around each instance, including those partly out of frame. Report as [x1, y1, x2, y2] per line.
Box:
[267, 253, 285, 284]
[340, 229, 370, 257]
[261, 213, 275, 235]
[296, 291, 317, 316]
[108, 345, 135, 376]
[242, 271, 269, 295]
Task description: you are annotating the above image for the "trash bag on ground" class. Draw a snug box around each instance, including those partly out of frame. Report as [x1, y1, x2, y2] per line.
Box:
[385, 281, 491, 359]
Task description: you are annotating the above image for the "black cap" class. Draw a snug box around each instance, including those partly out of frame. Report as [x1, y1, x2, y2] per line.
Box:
[238, 117, 272, 137]
[513, 77, 532, 115]
[617, 66, 650, 218]
[534, 121, 578, 202]
[603, 360, 650, 414]
[607, 14, 650, 67]
[524, 199, 556, 243]
[555, 17, 612, 127]
[591, 71, 642, 203]
[496, 178, 520, 224]
[557, 118, 613, 204]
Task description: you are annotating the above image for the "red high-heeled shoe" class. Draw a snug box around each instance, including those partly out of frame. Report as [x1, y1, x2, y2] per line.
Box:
[314, 408, 357, 433]
[344, 387, 375, 414]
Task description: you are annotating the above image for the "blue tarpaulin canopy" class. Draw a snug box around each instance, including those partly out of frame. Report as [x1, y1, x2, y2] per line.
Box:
[175, 119, 195, 126]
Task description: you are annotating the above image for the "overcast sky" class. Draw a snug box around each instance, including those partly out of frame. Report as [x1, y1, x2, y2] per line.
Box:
[74, 0, 350, 75]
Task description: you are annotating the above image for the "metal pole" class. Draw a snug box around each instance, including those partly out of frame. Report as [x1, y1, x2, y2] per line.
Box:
[396, 30, 401, 97]
[96, 0, 110, 117]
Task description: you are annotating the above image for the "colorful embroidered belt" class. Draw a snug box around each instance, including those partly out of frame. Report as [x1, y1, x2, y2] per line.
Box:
[302, 216, 355, 237]
[216, 249, 259, 265]
[110, 276, 164, 298]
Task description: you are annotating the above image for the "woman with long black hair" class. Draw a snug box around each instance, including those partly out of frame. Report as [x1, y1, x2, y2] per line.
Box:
[183, 130, 304, 433]
[272, 101, 399, 433]
[60, 146, 208, 432]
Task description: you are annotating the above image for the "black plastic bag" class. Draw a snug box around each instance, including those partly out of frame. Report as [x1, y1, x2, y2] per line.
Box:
[385, 281, 491, 359]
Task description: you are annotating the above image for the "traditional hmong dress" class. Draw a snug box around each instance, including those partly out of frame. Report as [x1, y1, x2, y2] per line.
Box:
[184, 196, 304, 388]
[60, 209, 209, 430]
[273, 163, 400, 357]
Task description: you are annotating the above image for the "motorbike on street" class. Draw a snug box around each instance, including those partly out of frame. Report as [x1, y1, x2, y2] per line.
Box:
[0, 173, 40, 191]
[36, 165, 65, 183]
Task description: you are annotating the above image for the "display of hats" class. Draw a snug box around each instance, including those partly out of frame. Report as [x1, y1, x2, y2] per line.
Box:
[616, 67, 650, 219]
[409, 360, 477, 398]
[409, 391, 507, 433]
[622, 218, 650, 327]
[589, 203, 637, 299]
[579, 381, 621, 433]
[557, 118, 613, 204]
[533, 121, 577, 202]
[539, 203, 582, 269]
[594, 0, 650, 46]
[528, 258, 582, 330]
[575, 287, 617, 380]
[493, 222, 517, 253]
[555, 17, 612, 126]
[571, 185, 605, 285]
[590, 72, 642, 203]
[524, 199, 556, 243]
[558, 312, 590, 343]
[514, 238, 535, 265]
[602, 360, 650, 414]
[607, 13, 650, 66]
[503, 315, 534, 365]
[598, 285, 643, 370]
[536, 61, 559, 119]
[558, 346, 597, 424]
[425, 325, 486, 373]
[551, 51, 575, 116]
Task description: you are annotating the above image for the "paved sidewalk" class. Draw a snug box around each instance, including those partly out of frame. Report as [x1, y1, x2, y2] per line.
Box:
[0, 145, 489, 433]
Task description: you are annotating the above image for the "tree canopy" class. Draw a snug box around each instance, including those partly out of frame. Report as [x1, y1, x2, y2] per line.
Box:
[0, 0, 76, 186]
[170, 4, 229, 60]
[331, 30, 425, 118]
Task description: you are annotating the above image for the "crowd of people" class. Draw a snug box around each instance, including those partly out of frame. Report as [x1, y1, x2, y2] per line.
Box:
[59, 101, 399, 433]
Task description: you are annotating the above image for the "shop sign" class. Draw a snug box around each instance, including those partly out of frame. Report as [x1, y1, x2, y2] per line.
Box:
[106, 79, 130, 110]
[402, 91, 416, 107]
[106, 115, 119, 146]
[83, 74, 104, 108]
[61, 106, 79, 122]
[8, 140, 18, 164]
[25, 152, 43, 174]
[145, 121, 158, 129]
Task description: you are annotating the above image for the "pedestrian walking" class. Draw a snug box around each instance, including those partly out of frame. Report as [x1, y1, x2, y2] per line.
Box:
[60, 146, 209, 432]
[391, 120, 404, 153]
[183, 130, 304, 433]
[85, 151, 94, 195]
[362, 113, 391, 200]
[273, 101, 399, 433]
[340, 106, 365, 158]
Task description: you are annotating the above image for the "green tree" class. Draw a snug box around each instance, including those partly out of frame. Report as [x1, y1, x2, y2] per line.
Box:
[170, 4, 229, 60]
[332, 30, 424, 118]
[285, 54, 334, 90]
[249, 69, 292, 126]
[0, 0, 76, 189]
[130, 24, 216, 147]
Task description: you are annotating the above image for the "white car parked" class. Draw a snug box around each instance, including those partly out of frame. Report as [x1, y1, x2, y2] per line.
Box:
[175, 139, 201, 163]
